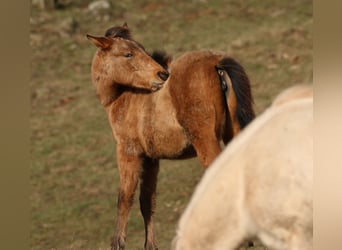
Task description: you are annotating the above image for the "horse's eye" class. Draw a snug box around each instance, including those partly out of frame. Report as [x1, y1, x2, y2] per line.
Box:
[124, 53, 133, 58]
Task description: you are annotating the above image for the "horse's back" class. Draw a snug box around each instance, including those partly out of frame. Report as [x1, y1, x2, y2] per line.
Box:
[169, 51, 225, 82]
[170, 50, 225, 66]
[272, 84, 313, 107]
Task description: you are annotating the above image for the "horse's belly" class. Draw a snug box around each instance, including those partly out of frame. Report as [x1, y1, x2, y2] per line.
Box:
[134, 85, 192, 159]
[139, 111, 191, 159]
[147, 124, 191, 159]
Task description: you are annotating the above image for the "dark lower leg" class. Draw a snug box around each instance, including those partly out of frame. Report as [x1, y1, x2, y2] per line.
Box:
[140, 158, 159, 250]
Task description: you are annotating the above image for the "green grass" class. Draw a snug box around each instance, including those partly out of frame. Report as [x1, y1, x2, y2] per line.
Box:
[30, 0, 312, 249]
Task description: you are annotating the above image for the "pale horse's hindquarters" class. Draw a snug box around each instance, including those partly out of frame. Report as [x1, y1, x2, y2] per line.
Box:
[172, 85, 313, 250]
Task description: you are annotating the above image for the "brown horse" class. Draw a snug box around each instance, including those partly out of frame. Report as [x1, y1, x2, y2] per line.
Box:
[86, 23, 254, 250]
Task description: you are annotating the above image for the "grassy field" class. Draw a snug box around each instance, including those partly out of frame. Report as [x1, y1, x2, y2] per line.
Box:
[30, 0, 312, 249]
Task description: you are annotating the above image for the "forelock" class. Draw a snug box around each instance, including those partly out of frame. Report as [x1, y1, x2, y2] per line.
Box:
[105, 26, 131, 39]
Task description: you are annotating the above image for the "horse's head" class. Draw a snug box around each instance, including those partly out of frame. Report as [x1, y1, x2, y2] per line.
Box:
[87, 23, 169, 92]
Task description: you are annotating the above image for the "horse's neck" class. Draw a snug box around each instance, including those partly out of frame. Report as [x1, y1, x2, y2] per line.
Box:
[95, 79, 123, 107]
[92, 55, 123, 107]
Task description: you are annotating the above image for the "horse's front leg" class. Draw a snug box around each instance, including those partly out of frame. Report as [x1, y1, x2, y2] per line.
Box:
[111, 145, 142, 250]
[140, 158, 160, 250]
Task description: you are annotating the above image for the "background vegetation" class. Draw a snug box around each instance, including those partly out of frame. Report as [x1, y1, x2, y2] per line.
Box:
[30, 0, 312, 249]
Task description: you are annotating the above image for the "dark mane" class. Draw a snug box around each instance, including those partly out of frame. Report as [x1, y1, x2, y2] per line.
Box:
[105, 26, 131, 39]
[216, 57, 255, 128]
[150, 50, 172, 70]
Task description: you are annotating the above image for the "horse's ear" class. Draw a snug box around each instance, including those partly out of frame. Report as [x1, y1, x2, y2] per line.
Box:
[123, 22, 128, 29]
[86, 34, 113, 49]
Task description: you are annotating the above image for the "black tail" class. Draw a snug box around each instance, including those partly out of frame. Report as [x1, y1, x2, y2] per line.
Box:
[216, 57, 255, 129]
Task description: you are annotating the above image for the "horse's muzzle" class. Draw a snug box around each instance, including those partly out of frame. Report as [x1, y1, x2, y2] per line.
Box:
[152, 82, 164, 91]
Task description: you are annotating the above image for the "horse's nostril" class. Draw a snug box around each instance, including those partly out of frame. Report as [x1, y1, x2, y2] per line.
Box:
[158, 71, 169, 81]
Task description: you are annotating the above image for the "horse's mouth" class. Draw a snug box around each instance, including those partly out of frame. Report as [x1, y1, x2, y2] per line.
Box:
[151, 82, 164, 92]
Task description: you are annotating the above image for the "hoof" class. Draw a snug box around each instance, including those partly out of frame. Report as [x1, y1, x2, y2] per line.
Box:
[247, 240, 254, 247]
[111, 236, 125, 250]
[145, 242, 158, 250]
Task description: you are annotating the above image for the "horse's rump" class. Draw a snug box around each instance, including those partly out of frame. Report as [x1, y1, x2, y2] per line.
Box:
[168, 51, 229, 141]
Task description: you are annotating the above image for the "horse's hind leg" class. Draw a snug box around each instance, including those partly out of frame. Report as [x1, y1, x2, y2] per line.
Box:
[181, 115, 222, 168]
[111, 145, 142, 250]
[140, 158, 160, 250]
[191, 134, 222, 169]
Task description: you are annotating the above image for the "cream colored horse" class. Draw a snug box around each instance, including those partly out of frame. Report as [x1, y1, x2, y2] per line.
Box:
[172, 85, 313, 250]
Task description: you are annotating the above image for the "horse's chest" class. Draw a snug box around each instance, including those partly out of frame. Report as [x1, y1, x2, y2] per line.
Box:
[107, 102, 138, 142]
[108, 94, 191, 158]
